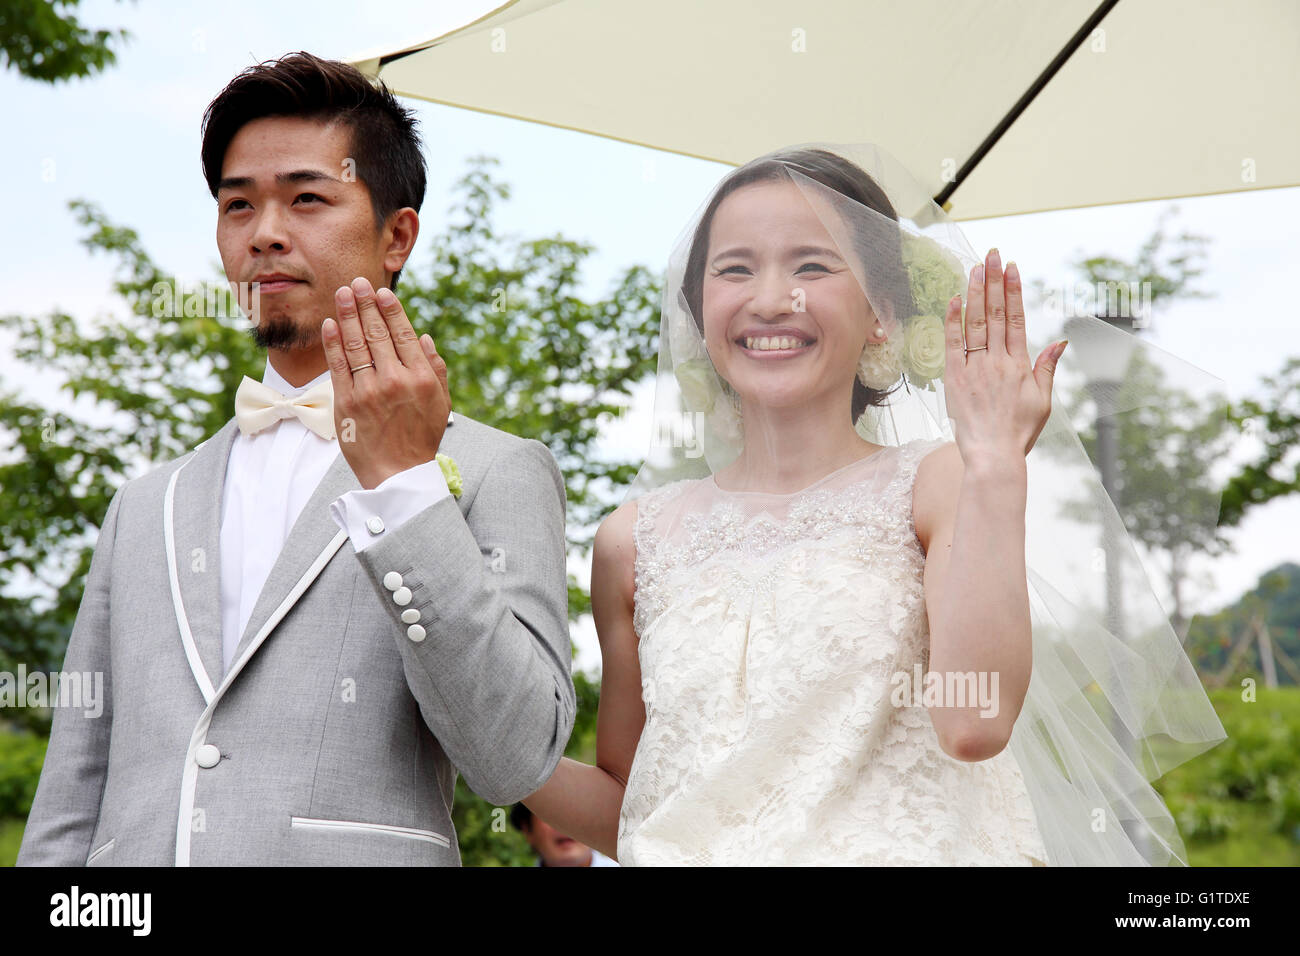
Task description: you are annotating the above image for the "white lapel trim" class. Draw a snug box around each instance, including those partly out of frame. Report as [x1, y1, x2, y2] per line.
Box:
[166, 440, 350, 865]
[174, 524, 348, 866]
[165, 458, 216, 705]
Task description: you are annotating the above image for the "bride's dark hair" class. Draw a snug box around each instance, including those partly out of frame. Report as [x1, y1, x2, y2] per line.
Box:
[681, 147, 915, 422]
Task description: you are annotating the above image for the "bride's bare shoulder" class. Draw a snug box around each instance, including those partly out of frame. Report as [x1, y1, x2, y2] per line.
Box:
[596, 499, 638, 547]
[593, 500, 639, 613]
[593, 479, 697, 616]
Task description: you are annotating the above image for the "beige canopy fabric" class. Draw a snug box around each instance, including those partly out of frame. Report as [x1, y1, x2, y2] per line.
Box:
[349, 0, 1299, 221]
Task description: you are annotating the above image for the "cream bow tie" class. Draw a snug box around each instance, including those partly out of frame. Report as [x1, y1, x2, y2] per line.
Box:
[234, 376, 335, 440]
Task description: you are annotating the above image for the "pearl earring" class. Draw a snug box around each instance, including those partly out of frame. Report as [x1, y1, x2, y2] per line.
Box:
[874, 327, 886, 339]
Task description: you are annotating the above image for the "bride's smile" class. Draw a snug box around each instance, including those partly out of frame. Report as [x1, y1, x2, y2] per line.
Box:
[700, 179, 877, 416]
[734, 330, 816, 356]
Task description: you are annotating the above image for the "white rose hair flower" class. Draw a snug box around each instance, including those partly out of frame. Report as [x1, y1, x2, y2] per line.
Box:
[901, 313, 948, 391]
[854, 233, 968, 394]
[856, 329, 904, 390]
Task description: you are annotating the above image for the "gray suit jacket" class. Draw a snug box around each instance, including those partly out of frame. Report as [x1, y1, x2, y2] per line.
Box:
[17, 411, 575, 866]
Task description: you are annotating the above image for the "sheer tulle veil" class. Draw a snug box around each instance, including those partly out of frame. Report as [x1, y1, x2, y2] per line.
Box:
[621, 142, 1227, 866]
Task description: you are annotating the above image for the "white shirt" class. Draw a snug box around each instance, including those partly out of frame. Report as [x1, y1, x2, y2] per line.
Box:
[218, 359, 450, 676]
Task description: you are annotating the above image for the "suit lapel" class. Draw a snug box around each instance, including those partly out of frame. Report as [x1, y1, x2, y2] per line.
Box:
[168, 411, 459, 701]
[168, 419, 240, 701]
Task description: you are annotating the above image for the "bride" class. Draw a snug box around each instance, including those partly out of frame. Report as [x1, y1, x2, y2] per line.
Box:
[523, 144, 1225, 866]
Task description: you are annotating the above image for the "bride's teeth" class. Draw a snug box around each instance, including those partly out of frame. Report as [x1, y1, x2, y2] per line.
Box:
[741, 335, 812, 351]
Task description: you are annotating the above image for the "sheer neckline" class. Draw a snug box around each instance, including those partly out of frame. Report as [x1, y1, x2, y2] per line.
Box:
[707, 443, 897, 498]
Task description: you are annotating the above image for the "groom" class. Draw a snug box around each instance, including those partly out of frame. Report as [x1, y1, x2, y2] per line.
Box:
[17, 52, 575, 866]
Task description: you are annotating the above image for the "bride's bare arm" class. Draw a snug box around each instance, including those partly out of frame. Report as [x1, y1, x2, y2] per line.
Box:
[914, 442, 1033, 762]
[521, 501, 645, 860]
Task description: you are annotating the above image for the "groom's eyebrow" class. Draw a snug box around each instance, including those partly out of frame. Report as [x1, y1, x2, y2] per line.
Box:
[217, 169, 344, 192]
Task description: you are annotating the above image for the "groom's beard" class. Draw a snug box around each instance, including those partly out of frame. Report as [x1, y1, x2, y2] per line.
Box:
[247, 314, 320, 351]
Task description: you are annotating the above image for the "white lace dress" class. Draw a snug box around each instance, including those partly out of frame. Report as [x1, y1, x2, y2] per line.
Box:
[619, 437, 1048, 866]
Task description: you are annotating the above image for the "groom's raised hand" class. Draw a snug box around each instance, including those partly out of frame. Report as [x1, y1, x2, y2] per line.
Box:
[321, 276, 451, 490]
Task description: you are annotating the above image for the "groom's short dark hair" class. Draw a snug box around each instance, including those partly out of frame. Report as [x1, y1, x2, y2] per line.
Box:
[200, 51, 427, 289]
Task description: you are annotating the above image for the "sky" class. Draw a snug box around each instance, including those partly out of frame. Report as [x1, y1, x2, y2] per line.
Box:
[3, 0, 1298, 672]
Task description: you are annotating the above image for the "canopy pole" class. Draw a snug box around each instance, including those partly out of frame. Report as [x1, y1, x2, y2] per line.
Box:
[934, 0, 1124, 211]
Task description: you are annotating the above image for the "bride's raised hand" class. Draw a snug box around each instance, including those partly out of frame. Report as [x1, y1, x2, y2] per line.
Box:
[943, 248, 1067, 462]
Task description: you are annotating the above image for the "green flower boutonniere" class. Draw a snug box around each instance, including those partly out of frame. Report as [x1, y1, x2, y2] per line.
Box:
[436, 452, 463, 498]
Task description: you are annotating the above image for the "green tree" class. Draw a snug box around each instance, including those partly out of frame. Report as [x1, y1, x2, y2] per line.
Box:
[1220, 357, 1300, 528]
[400, 157, 661, 563]
[1185, 564, 1300, 688]
[0, 0, 132, 83]
[1, 201, 256, 724]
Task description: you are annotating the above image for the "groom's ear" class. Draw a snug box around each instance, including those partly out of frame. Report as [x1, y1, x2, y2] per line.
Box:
[382, 207, 421, 288]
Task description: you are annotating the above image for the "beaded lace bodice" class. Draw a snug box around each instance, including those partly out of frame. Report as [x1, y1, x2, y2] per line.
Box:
[619, 437, 1047, 866]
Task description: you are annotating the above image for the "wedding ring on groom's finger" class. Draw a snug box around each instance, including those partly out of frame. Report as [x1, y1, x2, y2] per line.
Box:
[350, 362, 376, 373]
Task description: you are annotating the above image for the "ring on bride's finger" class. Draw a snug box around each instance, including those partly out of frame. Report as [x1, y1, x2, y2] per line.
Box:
[350, 362, 376, 373]
[964, 345, 988, 355]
